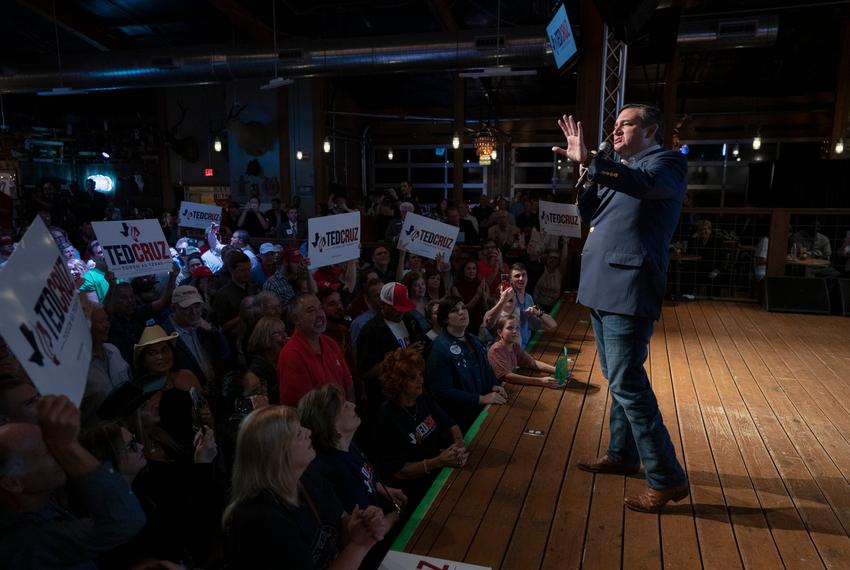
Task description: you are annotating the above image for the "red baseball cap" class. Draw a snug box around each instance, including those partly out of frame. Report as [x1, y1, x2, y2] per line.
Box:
[380, 282, 416, 313]
[282, 245, 304, 263]
[191, 266, 214, 278]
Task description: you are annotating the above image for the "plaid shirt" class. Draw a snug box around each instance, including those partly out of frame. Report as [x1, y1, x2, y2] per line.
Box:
[263, 270, 296, 307]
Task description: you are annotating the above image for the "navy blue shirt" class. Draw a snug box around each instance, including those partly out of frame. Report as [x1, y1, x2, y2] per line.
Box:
[425, 331, 497, 430]
[375, 395, 456, 502]
[312, 442, 381, 513]
[375, 395, 455, 480]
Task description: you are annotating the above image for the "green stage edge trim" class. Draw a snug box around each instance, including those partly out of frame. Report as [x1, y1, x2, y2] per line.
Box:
[389, 296, 567, 552]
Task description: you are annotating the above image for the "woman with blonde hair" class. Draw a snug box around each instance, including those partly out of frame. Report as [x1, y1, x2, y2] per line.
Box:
[67, 258, 88, 288]
[223, 406, 388, 569]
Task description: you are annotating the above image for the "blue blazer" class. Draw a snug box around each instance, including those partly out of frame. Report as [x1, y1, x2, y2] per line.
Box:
[577, 148, 687, 320]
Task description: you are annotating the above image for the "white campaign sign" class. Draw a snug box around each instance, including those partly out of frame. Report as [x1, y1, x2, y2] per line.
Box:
[307, 212, 361, 270]
[539, 199, 582, 238]
[397, 213, 460, 261]
[178, 201, 222, 230]
[92, 219, 173, 279]
[0, 218, 91, 406]
[380, 551, 490, 570]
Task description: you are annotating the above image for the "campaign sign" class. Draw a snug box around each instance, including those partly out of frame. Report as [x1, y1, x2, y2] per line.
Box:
[178, 201, 222, 230]
[0, 218, 91, 405]
[92, 219, 173, 279]
[380, 551, 490, 570]
[539, 199, 581, 238]
[307, 212, 361, 269]
[397, 213, 460, 261]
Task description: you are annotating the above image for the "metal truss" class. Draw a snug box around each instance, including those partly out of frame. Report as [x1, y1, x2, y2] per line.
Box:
[597, 25, 628, 152]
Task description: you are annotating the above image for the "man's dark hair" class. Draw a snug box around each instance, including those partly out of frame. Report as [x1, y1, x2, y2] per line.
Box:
[364, 277, 384, 292]
[620, 103, 664, 145]
[271, 198, 281, 205]
[510, 262, 527, 274]
[316, 287, 338, 304]
[85, 240, 101, 258]
[232, 229, 250, 244]
[226, 250, 251, 271]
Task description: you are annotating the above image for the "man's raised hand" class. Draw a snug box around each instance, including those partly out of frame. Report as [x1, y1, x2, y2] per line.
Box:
[552, 114, 588, 164]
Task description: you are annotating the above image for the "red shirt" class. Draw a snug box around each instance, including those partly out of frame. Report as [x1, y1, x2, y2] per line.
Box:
[277, 329, 353, 406]
[477, 260, 510, 296]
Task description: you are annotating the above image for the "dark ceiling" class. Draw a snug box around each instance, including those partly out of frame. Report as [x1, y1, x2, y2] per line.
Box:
[1, 0, 849, 134]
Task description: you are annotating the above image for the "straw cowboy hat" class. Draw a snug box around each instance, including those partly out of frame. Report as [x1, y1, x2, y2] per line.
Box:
[133, 325, 178, 368]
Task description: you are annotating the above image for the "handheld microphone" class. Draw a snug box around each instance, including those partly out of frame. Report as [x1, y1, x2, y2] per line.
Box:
[574, 141, 611, 189]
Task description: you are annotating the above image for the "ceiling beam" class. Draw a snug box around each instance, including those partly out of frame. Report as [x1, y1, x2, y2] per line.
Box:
[427, 0, 458, 32]
[14, 0, 122, 52]
[208, 0, 273, 43]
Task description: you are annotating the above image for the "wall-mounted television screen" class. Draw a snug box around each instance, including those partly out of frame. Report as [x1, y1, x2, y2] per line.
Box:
[546, 3, 578, 69]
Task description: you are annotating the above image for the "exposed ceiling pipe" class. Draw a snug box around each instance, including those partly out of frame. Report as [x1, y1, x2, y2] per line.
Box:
[677, 15, 778, 50]
[0, 27, 549, 94]
[0, 16, 780, 94]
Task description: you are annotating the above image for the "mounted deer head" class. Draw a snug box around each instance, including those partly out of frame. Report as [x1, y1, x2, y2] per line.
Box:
[224, 103, 276, 157]
[166, 103, 200, 163]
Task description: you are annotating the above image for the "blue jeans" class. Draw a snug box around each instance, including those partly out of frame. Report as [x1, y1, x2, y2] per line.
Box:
[590, 309, 686, 489]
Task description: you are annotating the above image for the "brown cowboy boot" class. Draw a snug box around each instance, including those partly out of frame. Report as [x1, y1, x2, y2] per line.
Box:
[577, 455, 641, 476]
[624, 484, 690, 513]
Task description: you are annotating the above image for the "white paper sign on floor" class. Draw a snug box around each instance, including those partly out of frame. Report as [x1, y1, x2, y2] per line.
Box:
[539, 199, 582, 238]
[380, 551, 490, 570]
[397, 213, 460, 261]
[0, 218, 91, 406]
[178, 201, 222, 230]
[92, 219, 173, 279]
[307, 212, 361, 269]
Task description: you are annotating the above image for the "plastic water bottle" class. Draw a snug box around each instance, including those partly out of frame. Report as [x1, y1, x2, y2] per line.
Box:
[791, 243, 798, 259]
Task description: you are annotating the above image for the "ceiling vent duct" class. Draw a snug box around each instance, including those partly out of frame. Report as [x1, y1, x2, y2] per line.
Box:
[0, 16, 779, 94]
[678, 15, 778, 50]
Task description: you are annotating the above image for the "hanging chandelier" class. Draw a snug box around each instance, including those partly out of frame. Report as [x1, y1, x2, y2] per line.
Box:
[474, 128, 498, 165]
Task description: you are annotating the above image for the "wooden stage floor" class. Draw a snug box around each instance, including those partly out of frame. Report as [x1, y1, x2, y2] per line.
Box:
[394, 300, 850, 569]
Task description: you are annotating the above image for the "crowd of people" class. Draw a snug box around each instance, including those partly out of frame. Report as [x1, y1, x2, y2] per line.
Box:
[0, 182, 572, 569]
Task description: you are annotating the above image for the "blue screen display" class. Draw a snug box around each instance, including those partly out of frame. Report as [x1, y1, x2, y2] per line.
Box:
[546, 4, 577, 69]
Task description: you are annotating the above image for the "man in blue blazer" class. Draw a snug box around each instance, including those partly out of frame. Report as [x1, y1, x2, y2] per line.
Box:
[553, 104, 688, 512]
